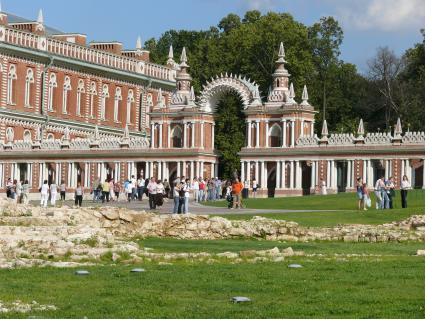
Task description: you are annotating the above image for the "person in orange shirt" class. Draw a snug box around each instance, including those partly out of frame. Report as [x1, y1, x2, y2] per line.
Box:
[231, 178, 244, 209]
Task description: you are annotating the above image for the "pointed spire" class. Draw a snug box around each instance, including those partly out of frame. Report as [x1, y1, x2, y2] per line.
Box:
[180, 47, 188, 66]
[395, 117, 402, 135]
[278, 42, 285, 58]
[357, 119, 365, 136]
[168, 45, 174, 59]
[136, 36, 142, 50]
[190, 86, 195, 101]
[321, 119, 329, 137]
[37, 9, 44, 24]
[288, 83, 295, 103]
[301, 85, 309, 105]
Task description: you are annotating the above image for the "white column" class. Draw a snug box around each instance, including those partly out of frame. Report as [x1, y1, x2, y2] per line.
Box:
[311, 161, 316, 191]
[27, 163, 33, 186]
[159, 124, 163, 148]
[385, 160, 389, 179]
[276, 161, 281, 189]
[214, 162, 219, 178]
[191, 123, 195, 148]
[211, 123, 215, 149]
[183, 122, 188, 148]
[255, 120, 260, 148]
[290, 161, 294, 189]
[150, 123, 155, 148]
[195, 161, 199, 178]
[241, 161, 245, 182]
[295, 160, 301, 189]
[211, 163, 215, 178]
[247, 121, 252, 148]
[182, 161, 187, 177]
[167, 123, 171, 148]
[255, 161, 259, 183]
[200, 161, 204, 178]
[282, 120, 287, 148]
[367, 159, 373, 188]
[176, 161, 181, 177]
[326, 160, 331, 188]
[260, 161, 265, 188]
[200, 121, 205, 149]
[362, 160, 367, 184]
[158, 161, 162, 180]
[190, 161, 194, 180]
[265, 121, 269, 148]
[311, 121, 315, 137]
[422, 159, 425, 189]
[149, 161, 154, 177]
[346, 160, 351, 189]
[281, 161, 286, 189]
[290, 119, 295, 147]
[67, 162, 71, 187]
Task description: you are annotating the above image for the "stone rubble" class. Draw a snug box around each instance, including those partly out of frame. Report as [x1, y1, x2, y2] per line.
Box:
[0, 199, 425, 267]
[0, 300, 57, 313]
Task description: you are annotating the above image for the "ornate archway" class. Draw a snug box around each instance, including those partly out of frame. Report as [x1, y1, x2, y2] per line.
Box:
[198, 73, 262, 112]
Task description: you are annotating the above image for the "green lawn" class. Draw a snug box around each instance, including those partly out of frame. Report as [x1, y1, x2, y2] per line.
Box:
[204, 189, 425, 210]
[1, 255, 425, 318]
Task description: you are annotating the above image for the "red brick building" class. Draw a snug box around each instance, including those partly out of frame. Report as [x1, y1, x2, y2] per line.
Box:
[1, 9, 424, 197]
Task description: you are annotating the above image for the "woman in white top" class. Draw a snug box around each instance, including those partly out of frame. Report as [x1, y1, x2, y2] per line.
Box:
[155, 180, 165, 209]
[50, 181, 58, 206]
[252, 179, 258, 198]
[40, 180, 49, 208]
[400, 175, 411, 208]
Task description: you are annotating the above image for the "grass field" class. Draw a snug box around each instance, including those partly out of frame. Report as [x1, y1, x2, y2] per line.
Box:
[1, 238, 425, 318]
[204, 189, 425, 227]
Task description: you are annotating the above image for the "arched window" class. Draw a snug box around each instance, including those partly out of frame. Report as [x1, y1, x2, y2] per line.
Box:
[269, 124, 282, 147]
[7, 65, 17, 105]
[46, 133, 54, 141]
[88, 81, 97, 118]
[76, 79, 85, 116]
[114, 87, 122, 122]
[62, 76, 72, 114]
[100, 84, 109, 121]
[23, 130, 32, 142]
[24, 68, 34, 107]
[126, 89, 134, 124]
[171, 126, 183, 148]
[47, 73, 57, 111]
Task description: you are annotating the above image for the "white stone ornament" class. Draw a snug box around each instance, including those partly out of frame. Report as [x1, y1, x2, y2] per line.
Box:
[5, 127, 14, 143]
[231, 296, 251, 303]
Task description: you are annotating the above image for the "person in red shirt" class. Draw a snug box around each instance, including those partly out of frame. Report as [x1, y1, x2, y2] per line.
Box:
[231, 178, 244, 209]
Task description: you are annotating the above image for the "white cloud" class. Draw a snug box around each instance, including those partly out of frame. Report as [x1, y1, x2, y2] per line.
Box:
[241, 0, 279, 11]
[336, 0, 425, 31]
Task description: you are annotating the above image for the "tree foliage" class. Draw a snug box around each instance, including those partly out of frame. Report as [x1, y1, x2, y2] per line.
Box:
[144, 11, 425, 177]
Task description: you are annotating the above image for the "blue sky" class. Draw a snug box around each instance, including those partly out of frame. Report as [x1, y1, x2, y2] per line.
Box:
[5, 0, 424, 73]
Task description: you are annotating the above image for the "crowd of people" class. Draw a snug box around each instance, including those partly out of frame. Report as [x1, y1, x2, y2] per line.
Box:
[356, 175, 411, 211]
[4, 173, 414, 212]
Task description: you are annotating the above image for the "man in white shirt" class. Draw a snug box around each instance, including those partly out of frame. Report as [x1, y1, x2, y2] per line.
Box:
[40, 180, 49, 208]
[137, 177, 145, 201]
[192, 178, 199, 202]
[147, 177, 158, 209]
[183, 179, 191, 214]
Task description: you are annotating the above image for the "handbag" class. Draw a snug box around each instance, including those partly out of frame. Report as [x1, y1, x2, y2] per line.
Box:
[366, 197, 371, 208]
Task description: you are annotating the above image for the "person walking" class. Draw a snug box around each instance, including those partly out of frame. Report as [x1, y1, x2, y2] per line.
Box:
[183, 179, 191, 213]
[130, 175, 137, 201]
[113, 181, 121, 201]
[192, 178, 199, 202]
[5, 178, 13, 199]
[21, 180, 29, 204]
[356, 177, 364, 210]
[252, 178, 258, 198]
[400, 175, 411, 208]
[40, 180, 49, 208]
[198, 178, 205, 202]
[126, 179, 134, 202]
[60, 180, 66, 201]
[102, 179, 110, 203]
[215, 178, 222, 200]
[137, 177, 145, 201]
[155, 180, 165, 209]
[74, 182, 84, 207]
[177, 181, 186, 214]
[374, 177, 385, 209]
[231, 178, 244, 209]
[172, 182, 180, 214]
[50, 180, 58, 206]
[147, 177, 158, 210]
[109, 179, 115, 202]
[362, 182, 370, 211]
[163, 179, 170, 199]
[386, 177, 395, 209]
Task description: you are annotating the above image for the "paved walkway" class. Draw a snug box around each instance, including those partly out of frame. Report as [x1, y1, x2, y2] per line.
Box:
[30, 198, 336, 215]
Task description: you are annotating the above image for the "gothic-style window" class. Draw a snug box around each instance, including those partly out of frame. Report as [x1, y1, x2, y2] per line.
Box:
[24, 68, 34, 107]
[47, 73, 57, 111]
[23, 130, 32, 142]
[7, 65, 17, 105]
[62, 76, 72, 114]
[5, 127, 14, 143]
[47, 133, 54, 141]
[88, 81, 97, 118]
[113, 87, 122, 122]
[76, 79, 85, 116]
[126, 89, 134, 124]
[100, 84, 109, 121]
[171, 126, 183, 148]
[269, 124, 282, 147]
